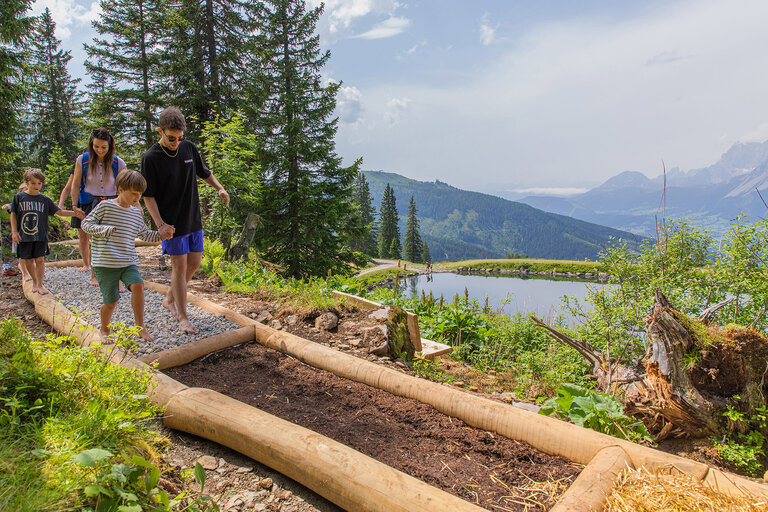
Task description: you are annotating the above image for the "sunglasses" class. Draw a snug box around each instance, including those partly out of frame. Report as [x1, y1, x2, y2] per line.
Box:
[161, 130, 184, 143]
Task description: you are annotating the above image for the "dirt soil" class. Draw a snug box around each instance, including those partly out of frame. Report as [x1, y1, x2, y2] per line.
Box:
[165, 341, 581, 511]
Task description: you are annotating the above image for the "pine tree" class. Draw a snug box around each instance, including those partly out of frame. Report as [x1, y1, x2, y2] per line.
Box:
[421, 241, 431, 264]
[0, 0, 33, 186]
[28, 8, 82, 169]
[250, 0, 362, 278]
[44, 143, 71, 202]
[403, 195, 423, 262]
[163, 0, 261, 129]
[85, 0, 165, 157]
[350, 172, 377, 256]
[389, 237, 401, 259]
[377, 183, 399, 258]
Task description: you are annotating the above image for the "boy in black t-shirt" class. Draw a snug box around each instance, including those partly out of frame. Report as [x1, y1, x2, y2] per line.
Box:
[10, 169, 83, 295]
[141, 107, 229, 334]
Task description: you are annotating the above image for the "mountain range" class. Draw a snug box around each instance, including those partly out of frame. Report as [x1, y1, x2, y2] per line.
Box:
[362, 171, 644, 262]
[514, 140, 768, 237]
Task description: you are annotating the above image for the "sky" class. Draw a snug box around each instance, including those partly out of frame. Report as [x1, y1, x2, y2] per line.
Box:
[31, 0, 768, 194]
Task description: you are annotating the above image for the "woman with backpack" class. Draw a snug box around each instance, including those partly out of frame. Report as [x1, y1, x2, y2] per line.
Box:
[70, 128, 128, 285]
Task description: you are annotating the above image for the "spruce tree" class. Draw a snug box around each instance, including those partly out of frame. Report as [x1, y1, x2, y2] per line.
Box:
[85, 0, 165, 157]
[163, 0, 261, 129]
[389, 237, 401, 259]
[44, 143, 71, 203]
[403, 195, 423, 262]
[421, 241, 431, 264]
[250, 0, 362, 278]
[350, 172, 377, 256]
[377, 184, 399, 258]
[0, 0, 33, 187]
[28, 8, 82, 169]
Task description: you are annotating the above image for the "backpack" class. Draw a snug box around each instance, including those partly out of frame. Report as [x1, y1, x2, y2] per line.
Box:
[78, 152, 120, 205]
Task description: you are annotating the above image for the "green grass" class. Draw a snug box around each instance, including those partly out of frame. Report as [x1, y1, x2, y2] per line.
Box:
[440, 258, 607, 274]
[0, 318, 217, 511]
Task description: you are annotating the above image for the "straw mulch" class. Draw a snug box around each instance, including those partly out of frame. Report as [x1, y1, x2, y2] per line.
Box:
[604, 466, 768, 512]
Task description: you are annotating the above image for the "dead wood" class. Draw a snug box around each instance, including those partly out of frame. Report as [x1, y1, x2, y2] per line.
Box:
[227, 213, 262, 261]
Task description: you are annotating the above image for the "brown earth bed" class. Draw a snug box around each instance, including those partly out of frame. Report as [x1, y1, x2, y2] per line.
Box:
[164, 342, 582, 511]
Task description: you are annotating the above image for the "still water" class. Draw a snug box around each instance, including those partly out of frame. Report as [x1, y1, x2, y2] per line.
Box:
[395, 272, 605, 320]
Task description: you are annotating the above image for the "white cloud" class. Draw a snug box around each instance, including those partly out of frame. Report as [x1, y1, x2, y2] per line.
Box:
[397, 40, 426, 60]
[309, 0, 403, 40]
[32, 0, 100, 39]
[336, 85, 364, 124]
[354, 16, 410, 39]
[383, 97, 410, 126]
[479, 13, 495, 46]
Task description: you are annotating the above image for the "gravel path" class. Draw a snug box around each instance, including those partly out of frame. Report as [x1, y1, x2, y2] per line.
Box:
[45, 267, 240, 356]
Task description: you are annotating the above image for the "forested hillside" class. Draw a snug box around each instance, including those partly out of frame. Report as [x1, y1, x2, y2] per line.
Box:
[364, 171, 644, 261]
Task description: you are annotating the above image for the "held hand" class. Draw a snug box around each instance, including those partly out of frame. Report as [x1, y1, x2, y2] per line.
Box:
[11, 232, 20, 243]
[218, 188, 230, 207]
[74, 206, 85, 218]
[1, 204, 10, 211]
[110, 227, 117, 235]
[159, 223, 175, 240]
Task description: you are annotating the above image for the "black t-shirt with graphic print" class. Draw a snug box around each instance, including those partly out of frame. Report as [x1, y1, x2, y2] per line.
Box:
[9, 192, 60, 242]
[140, 140, 211, 237]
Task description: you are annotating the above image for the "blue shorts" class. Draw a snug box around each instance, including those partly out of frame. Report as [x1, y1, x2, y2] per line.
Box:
[162, 229, 204, 256]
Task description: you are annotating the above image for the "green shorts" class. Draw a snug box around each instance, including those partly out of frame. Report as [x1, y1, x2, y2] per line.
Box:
[93, 265, 143, 305]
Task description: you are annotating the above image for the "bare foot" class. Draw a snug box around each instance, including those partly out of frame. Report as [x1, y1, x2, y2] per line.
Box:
[91, 274, 99, 286]
[38, 286, 50, 295]
[138, 327, 154, 342]
[23, 274, 32, 282]
[79, 265, 91, 273]
[179, 318, 199, 335]
[99, 330, 113, 344]
[31, 285, 41, 294]
[162, 299, 180, 320]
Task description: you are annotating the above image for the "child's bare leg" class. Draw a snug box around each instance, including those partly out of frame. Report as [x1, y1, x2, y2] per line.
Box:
[19, 259, 31, 281]
[129, 282, 153, 342]
[78, 229, 91, 272]
[99, 301, 118, 343]
[32, 257, 48, 294]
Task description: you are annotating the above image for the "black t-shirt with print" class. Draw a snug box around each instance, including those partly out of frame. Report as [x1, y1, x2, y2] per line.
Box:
[9, 192, 60, 242]
[140, 140, 211, 237]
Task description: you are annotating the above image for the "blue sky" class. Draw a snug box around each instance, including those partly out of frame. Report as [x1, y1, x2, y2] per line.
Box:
[32, 0, 768, 194]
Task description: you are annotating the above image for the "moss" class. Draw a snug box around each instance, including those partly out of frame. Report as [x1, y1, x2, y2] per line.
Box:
[672, 310, 731, 348]
[386, 307, 414, 362]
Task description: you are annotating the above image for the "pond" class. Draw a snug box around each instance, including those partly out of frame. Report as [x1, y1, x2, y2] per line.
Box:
[394, 272, 607, 322]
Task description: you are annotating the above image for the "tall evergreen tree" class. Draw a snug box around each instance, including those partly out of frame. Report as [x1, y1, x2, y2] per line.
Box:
[250, 0, 362, 278]
[350, 172, 377, 256]
[85, 0, 165, 157]
[421, 240, 431, 264]
[403, 195, 423, 262]
[164, 0, 261, 128]
[377, 183, 399, 258]
[28, 8, 82, 169]
[0, 0, 33, 187]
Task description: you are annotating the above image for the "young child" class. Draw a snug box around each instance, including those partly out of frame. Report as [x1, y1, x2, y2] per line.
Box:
[9, 169, 82, 294]
[81, 170, 160, 343]
[2, 182, 29, 278]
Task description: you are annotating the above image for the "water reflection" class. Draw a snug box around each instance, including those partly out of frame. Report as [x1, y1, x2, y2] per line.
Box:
[394, 272, 607, 321]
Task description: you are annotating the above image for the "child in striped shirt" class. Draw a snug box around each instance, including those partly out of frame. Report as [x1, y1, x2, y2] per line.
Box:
[82, 170, 160, 343]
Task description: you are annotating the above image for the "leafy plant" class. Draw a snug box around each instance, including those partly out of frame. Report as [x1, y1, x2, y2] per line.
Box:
[711, 405, 768, 477]
[539, 383, 652, 444]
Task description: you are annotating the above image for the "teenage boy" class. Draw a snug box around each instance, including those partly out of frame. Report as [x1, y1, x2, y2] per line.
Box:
[81, 170, 160, 343]
[141, 106, 229, 334]
[9, 169, 82, 294]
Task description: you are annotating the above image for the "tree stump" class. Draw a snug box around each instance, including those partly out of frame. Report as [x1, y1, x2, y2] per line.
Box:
[228, 213, 261, 261]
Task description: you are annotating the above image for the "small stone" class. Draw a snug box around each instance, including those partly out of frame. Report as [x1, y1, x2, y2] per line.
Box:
[284, 314, 299, 326]
[349, 338, 361, 346]
[197, 455, 218, 470]
[271, 319, 283, 330]
[395, 361, 407, 369]
[259, 477, 273, 489]
[314, 312, 338, 330]
[454, 381, 465, 387]
[368, 307, 390, 320]
[469, 386, 479, 392]
[235, 466, 252, 473]
[253, 505, 267, 512]
[363, 325, 387, 343]
[255, 310, 273, 323]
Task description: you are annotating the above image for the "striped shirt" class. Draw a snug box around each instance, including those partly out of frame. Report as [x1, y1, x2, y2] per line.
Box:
[81, 199, 160, 268]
